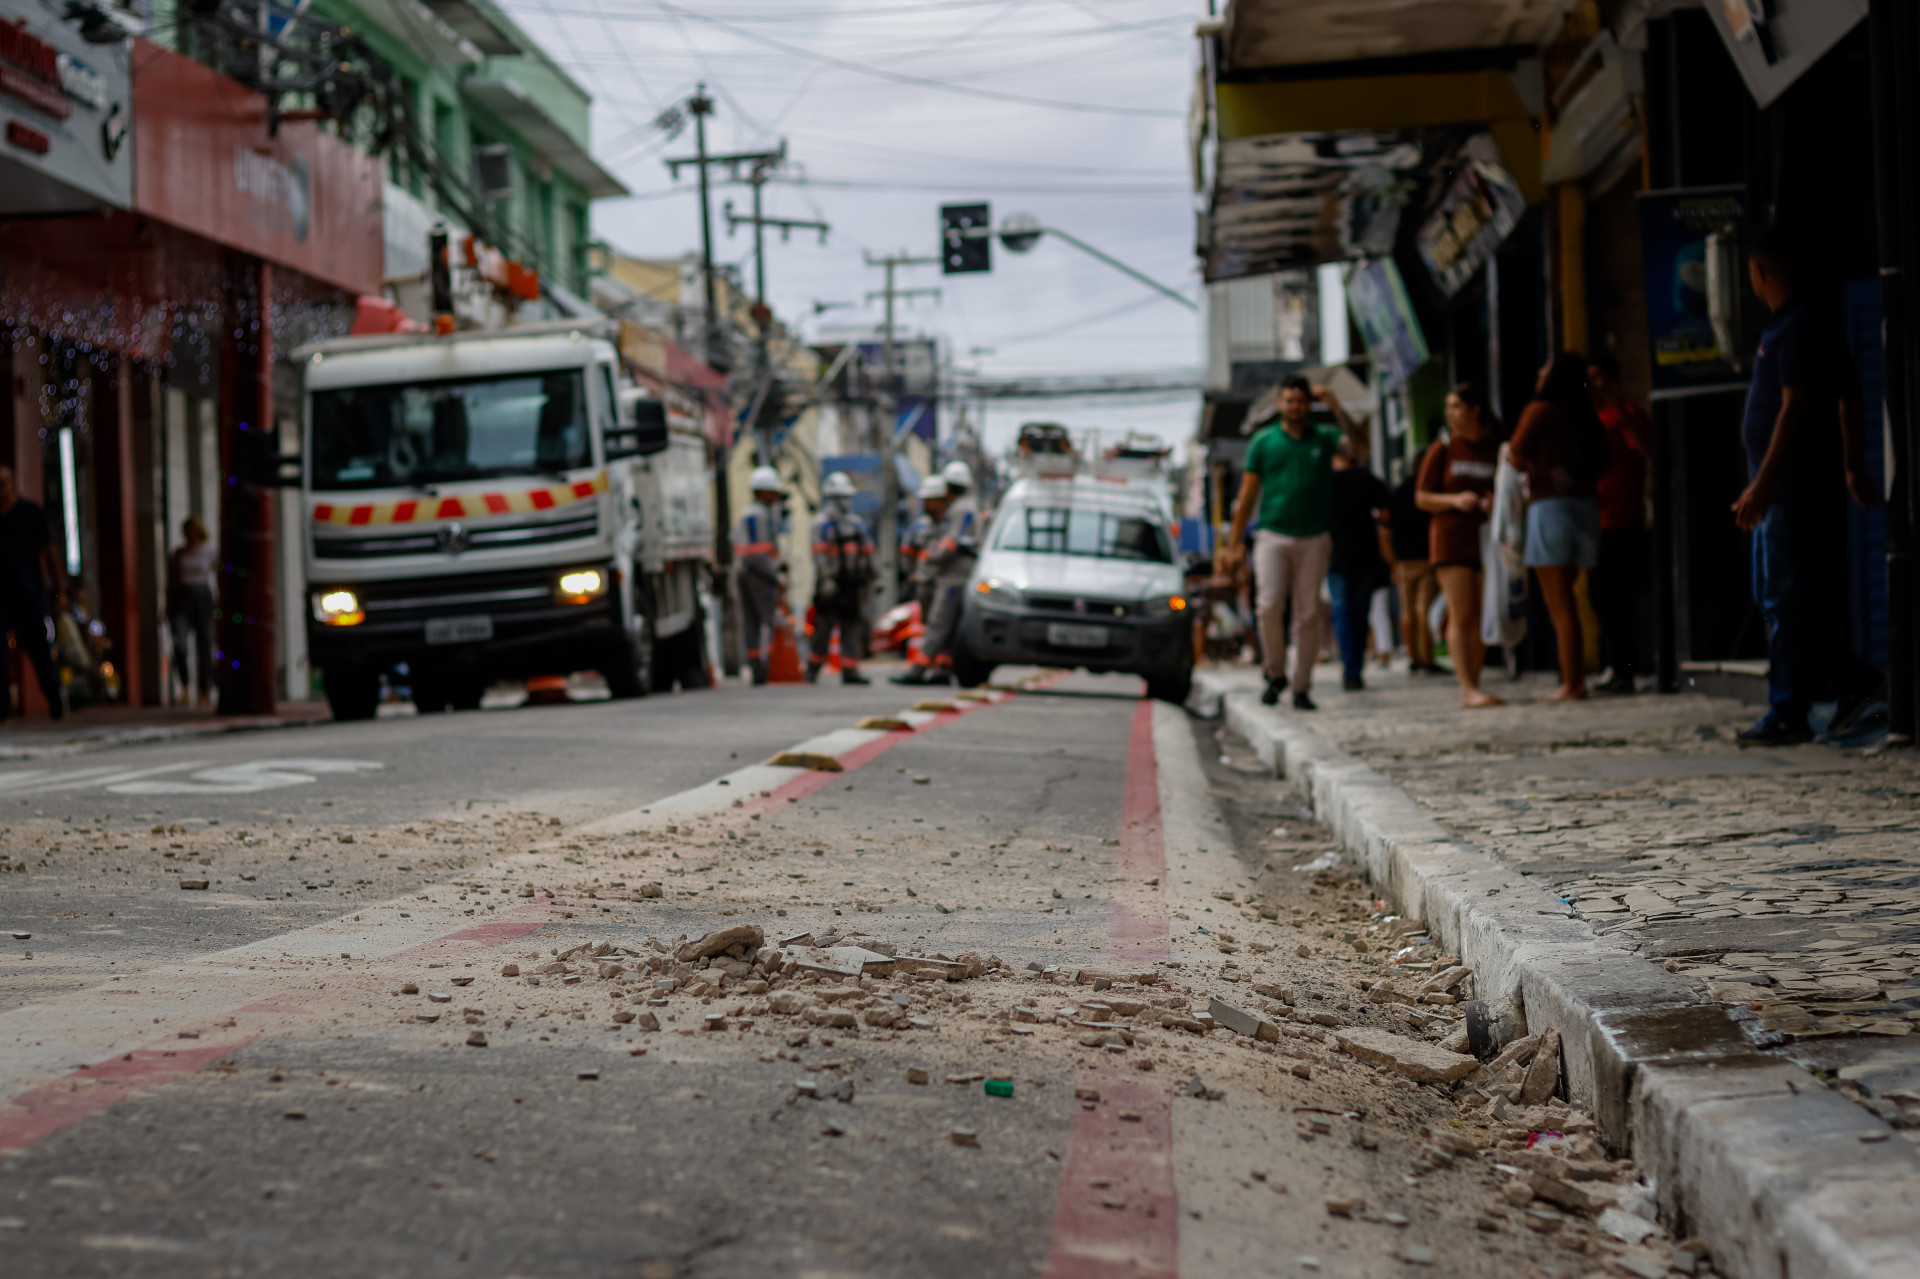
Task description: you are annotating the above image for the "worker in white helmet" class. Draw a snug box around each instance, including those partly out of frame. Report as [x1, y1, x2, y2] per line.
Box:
[732, 464, 786, 684]
[808, 470, 875, 685]
[902, 474, 949, 614]
[892, 459, 980, 685]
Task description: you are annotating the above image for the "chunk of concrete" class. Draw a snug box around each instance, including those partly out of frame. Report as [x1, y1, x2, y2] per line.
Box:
[1516, 1029, 1562, 1106]
[677, 924, 766, 962]
[1332, 1026, 1478, 1082]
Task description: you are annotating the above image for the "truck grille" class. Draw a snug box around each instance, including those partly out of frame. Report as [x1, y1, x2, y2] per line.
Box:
[352, 568, 572, 620]
[313, 511, 599, 560]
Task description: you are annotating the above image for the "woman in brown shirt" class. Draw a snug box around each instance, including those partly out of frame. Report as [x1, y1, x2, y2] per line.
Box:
[1416, 383, 1503, 708]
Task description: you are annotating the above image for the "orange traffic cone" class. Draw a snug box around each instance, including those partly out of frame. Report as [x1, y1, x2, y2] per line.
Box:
[526, 674, 570, 705]
[766, 614, 806, 683]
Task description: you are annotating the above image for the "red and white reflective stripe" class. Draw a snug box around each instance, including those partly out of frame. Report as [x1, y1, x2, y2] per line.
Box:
[311, 471, 608, 527]
[735, 541, 778, 556]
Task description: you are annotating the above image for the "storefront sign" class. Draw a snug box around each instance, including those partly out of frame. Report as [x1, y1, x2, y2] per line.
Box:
[1415, 134, 1526, 299]
[0, 2, 131, 213]
[1636, 185, 1747, 399]
[131, 40, 381, 295]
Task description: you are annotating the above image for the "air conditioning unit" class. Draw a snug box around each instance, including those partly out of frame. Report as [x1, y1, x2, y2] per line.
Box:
[472, 143, 516, 202]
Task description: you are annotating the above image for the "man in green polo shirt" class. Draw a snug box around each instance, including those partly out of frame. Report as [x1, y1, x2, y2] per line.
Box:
[1221, 375, 1366, 709]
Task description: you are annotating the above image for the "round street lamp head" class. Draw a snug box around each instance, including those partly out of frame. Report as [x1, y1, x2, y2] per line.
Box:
[999, 212, 1043, 254]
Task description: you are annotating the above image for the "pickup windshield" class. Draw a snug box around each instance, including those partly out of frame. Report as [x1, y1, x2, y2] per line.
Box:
[310, 371, 590, 491]
[994, 505, 1173, 563]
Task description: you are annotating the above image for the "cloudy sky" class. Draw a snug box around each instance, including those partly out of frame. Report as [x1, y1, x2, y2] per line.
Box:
[495, 0, 1205, 453]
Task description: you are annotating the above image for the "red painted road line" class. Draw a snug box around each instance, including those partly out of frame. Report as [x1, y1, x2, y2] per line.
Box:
[0, 905, 563, 1155]
[1045, 695, 1179, 1279]
[0, 1040, 261, 1153]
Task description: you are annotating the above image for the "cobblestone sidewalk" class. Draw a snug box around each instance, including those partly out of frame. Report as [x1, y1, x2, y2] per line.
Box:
[1206, 659, 1920, 1127]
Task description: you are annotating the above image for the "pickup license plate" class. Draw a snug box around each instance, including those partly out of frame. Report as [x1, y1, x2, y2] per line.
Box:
[1046, 622, 1108, 649]
[425, 615, 493, 645]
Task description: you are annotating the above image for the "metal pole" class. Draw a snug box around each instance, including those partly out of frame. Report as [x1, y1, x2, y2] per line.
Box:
[751, 171, 767, 306]
[688, 86, 738, 677]
[877, 258, 899, 613]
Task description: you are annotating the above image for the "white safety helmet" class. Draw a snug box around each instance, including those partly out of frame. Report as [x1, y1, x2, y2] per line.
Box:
[822, 471, 857, 499]
[917, 475, 948, 500]
[940, 459, 974, 491]
[749, 465, 782, 493]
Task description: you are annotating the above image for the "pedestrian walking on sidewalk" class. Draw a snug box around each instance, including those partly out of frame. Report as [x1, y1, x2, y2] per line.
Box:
[1220, 376, 1368, 711]
[1328, 438, 1391, 691]
[1508, 352, 1608, 702]
[1416, 383, 1503, 709]
[732, 466, 788, 685]
[808, 471, 875, 686]
[1589, 354, 1650, 694]
[1731, 227, 1884, 745]
[0, 465, 64, 720]
[167, 515, 218, 709]
[1389, 432, 1441, 674]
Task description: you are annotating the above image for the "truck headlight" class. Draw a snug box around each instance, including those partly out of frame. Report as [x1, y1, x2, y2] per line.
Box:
[1141, 594, 1188, 620]
[973, 578, 1019, 607]
[555, 567, 609, 604]
[312, 589, 363, 626]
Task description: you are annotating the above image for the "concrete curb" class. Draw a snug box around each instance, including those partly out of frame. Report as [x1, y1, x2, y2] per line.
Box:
[1191, 671, 1920, 1279]
[0, 712, 328, 760]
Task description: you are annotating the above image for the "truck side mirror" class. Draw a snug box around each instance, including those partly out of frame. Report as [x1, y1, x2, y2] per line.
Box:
[607, 393, 669, 460]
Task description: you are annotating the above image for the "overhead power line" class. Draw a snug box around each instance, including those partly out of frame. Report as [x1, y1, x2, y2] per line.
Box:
[637, 0, 1185, 119]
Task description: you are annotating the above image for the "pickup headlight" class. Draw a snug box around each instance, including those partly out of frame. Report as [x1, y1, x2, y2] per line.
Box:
[972, 578, 1019, 607]
[1141, 594, 1188, 620]
[312, 589, 364, 626]
[555, 567, 610, 604]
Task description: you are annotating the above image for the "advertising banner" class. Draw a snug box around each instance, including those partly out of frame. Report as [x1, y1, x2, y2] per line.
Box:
[0, 1, 131, 213]
[132, 39, 382, 295]
[1636, 185, 1747, 399]
[1345, 257, 1429, 393]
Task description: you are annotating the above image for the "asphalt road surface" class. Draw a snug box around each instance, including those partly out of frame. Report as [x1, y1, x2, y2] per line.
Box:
[0, 670, 1678, 1278]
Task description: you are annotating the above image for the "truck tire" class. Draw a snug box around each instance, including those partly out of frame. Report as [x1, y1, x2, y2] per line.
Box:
[448, 678, 486, 712]
[652, 624, 708, 692]
[411, 681, 451, 714]
[603, 619, 654, 699]
[951, 646, 995, 689]
[323, 666, 381, 722]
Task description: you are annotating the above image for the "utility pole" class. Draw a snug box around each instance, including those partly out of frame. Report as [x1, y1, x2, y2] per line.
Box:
[724, 172, 829, 306]
[665, 90, 784, 678]
[863, 250, 941, 612]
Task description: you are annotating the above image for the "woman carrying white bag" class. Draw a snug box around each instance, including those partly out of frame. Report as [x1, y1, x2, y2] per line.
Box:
[1415, 383, 1506, 708]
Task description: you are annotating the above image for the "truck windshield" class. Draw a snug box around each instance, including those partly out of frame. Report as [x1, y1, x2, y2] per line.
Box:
[310, 371, 591, 490]
[994, 506, 1172, 563]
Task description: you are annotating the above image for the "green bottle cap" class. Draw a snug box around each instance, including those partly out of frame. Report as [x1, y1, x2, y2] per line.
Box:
[984, 1079, 1014, 1098]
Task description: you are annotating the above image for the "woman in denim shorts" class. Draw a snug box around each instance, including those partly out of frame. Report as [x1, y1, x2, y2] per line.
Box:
[1508, 353, 1606, 701]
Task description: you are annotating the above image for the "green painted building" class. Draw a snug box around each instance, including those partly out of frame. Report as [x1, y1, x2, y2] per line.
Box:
[148, 0, 625, 304]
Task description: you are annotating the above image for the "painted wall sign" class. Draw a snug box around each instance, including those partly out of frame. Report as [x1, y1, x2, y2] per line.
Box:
[131, 40, 382, 295]
[1414, 134, 1527, 299]
[0, 1, 132, 214]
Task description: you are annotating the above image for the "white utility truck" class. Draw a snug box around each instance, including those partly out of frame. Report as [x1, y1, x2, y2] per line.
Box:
[294, 319, 713, 720]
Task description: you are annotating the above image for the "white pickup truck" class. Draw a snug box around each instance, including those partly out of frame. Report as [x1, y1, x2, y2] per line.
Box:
[294, 319, 713, 720]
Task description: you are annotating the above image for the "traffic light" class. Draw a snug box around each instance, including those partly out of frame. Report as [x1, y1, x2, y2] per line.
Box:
[941, 203, 991, 274]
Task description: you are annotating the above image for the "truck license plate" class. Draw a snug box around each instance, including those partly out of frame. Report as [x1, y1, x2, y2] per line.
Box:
[425, 615, 493, 645]
[1046, 622, 1108, 649]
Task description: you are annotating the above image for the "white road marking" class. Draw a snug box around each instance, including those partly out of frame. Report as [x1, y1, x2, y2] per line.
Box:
[109, 759, 384, 795]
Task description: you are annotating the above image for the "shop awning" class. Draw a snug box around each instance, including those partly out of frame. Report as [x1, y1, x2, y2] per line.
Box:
[461, 75, 628, 200]
[1201, 0, 1560, 281]
[1220, 0, 1570, 74]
